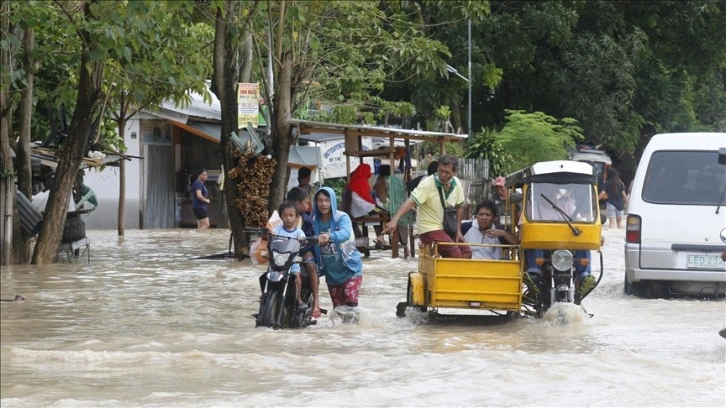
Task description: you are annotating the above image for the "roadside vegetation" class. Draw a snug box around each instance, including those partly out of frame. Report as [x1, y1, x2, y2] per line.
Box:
[1, 1, 724, 263]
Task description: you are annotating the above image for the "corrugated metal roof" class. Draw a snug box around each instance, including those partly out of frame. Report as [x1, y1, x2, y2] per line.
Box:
[159, 88, 220, 121]
[290, 119, 466, 142]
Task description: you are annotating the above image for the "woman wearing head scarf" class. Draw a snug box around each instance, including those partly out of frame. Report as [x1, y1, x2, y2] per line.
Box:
[346, 163, 376, 218]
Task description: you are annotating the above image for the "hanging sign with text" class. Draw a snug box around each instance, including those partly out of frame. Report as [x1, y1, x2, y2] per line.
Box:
[237, 83, 259, 128]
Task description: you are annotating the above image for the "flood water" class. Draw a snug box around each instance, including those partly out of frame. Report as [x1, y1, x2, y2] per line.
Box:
[1, 227, 724, 407]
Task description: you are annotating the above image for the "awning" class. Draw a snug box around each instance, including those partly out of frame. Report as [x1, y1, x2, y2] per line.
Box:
[288, 145, 323, 170]
[30, 147, 133, 170]
[175, 121, 322, 169]
[290, 119, 466, 143]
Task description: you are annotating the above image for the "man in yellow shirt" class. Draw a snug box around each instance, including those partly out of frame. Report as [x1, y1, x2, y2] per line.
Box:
[384, 155, 471, 258]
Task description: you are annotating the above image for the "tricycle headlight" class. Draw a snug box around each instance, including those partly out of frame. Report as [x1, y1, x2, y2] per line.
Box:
[551, 250, 573, 271]
[273, 252, 288, 266]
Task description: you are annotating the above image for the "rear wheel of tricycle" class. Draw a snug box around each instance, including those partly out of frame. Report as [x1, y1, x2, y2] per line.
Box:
[407, 276, 427, 313]
[395, 301, 407, 318]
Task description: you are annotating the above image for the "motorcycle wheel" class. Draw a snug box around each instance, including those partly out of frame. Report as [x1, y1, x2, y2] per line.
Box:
[291, 292, 314, 328]
[259, 291, 278, 327]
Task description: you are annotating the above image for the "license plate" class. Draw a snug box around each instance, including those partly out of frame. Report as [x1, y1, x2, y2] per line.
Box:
[686, 254, 725, 269]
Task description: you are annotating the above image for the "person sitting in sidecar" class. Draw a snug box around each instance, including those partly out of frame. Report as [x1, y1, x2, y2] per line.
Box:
[463, 200, 518, 260]
[520, 183, 596, 297]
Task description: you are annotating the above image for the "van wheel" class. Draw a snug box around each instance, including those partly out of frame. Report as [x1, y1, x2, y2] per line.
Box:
[626, 277, 649, 299]
[623, 274, 636, 295]
[650, 282, 667, 299]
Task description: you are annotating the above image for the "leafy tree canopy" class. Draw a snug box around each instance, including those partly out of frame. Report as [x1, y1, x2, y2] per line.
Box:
[494, 110, 583, 174]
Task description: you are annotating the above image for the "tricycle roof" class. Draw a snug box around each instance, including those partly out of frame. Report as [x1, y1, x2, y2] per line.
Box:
[506, 160, 596, 187]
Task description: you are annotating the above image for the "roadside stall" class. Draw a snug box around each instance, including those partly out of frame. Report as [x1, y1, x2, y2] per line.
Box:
[291, 120, 467, 258]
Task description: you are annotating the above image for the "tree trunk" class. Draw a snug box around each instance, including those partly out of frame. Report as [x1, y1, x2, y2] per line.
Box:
[118, 158, 126, 234]
[0, 1, 13, 266]
[32, 10, 103, 264]
[239, 28, 253, 83]
[117, 113, 127, 236]
[12, 25, 35, 263]
[268, 52, 293, 214]
[0, 113, 12, 266]
[17, 27, 33, 198]
[213, 1, 247, 257]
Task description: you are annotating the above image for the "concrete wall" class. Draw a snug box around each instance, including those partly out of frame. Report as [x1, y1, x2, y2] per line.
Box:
[83, 197, 141, 230]
[84, 118, 143, 230]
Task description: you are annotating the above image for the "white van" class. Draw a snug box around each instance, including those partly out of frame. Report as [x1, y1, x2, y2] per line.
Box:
[624, 132, 726, 298]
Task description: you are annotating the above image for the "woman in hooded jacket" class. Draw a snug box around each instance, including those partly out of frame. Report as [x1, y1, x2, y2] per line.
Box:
[313, 187, 364, 309]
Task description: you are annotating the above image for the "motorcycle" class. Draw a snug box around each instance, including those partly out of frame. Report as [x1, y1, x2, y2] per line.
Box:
[253, 231, 325, 329]
[398, 160, 604, 321]
[521, 248, 602, 315]
[515, 161, 604, 316]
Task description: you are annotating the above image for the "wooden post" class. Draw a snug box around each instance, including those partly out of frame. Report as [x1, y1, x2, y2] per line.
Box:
[388, 135, 395, 174]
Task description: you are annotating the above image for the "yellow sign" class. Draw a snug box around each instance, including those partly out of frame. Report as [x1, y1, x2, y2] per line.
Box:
[237, 83, 259, 128]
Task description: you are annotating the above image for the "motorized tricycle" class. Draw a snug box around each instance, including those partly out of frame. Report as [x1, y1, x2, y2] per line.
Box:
[250, 229, 324, 329]
[396, 160, 604, 319]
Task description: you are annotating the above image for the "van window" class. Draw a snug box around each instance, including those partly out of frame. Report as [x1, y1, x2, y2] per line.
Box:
[642, 151, 726, 205]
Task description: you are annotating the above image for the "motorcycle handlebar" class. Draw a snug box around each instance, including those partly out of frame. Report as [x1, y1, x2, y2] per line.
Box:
[243, 227, 268, 233]
[252, 232, 326, 247]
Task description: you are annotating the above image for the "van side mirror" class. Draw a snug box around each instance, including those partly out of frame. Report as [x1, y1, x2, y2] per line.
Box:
[719, 147, 726, 165]
[720, 227, 726, 244]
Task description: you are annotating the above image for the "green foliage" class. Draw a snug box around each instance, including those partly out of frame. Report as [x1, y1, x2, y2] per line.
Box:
[3, 2, 79, 141]
[3, 1, 212, 148]
[480, 63, 503, 90]
[420, 140, 464, 158]
[464, 128, 512, 177]
[397, 0, 726, 170]
[494, 110, 583, 173]
[435, 105, 451, 121]
[97, 1, 213, 146]
[254, 0, 454, 131]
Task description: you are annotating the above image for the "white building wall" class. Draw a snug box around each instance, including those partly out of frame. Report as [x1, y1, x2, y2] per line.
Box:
[83, 118, 143, 230]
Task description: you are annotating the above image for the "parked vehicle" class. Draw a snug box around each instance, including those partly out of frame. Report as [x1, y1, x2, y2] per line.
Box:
[396, 160, 603, 319]
[624, 133, 726, 298]
[252, 230, 323, 329]
[568, 144, 612, 209]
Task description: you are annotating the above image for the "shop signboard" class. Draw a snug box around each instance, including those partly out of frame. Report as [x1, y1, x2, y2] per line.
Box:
[318, 138, 375, 179]
[238, 83, 259, 128]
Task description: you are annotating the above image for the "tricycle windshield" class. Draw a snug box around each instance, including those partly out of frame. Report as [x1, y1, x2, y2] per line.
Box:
[526, 182, 596, 223]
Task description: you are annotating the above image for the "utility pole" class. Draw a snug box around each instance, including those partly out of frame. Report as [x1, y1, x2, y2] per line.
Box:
[468, 19, 472, 139]
[445, 19, 473, 138]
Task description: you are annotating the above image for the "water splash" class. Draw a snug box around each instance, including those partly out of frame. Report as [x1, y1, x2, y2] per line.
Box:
[542, 303, 590, 325]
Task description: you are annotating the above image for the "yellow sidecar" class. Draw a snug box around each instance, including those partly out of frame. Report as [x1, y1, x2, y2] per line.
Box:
[397, 160, 604, 319]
